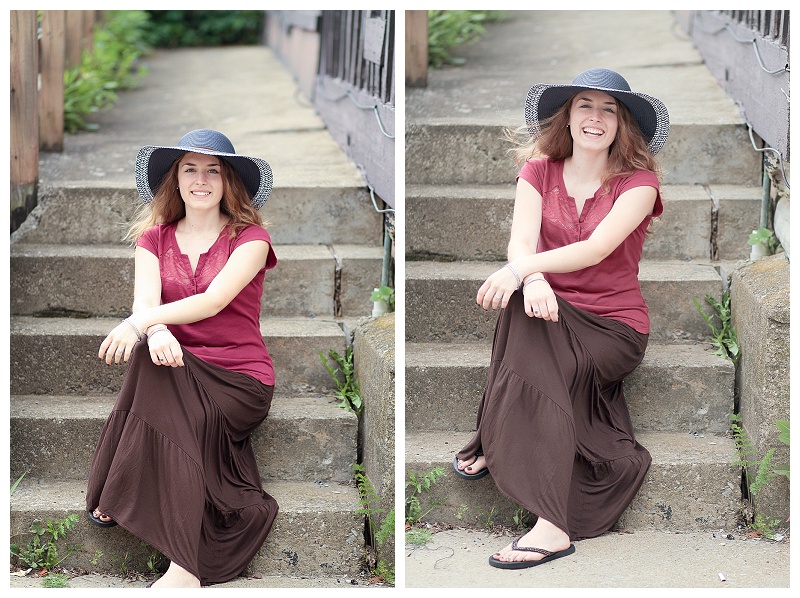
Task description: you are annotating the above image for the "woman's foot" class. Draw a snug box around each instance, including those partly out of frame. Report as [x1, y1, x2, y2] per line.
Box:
[453, 453, 489, 479]
[459, 454, 486, 475]
[150, 562, 201, 588]
[491, 517, 571, 565]
[87, 508, 117, 528]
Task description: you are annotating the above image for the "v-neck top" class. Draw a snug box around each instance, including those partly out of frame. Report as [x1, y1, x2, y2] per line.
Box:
[517, 158, 662, 334]
[137, 222, 278, 385]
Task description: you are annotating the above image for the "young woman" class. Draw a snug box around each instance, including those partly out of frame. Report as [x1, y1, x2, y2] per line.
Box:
[86, 129, 278, 587]
[454, 68, 670, 569]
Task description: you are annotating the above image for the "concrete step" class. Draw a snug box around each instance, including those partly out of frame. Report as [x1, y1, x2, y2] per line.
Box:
[405, 430, 741, 533]
[405, 260, 723, 343]
[11, 183, 383, 247]
[405, 120, 760, 188]
[406, 184, 762, 263]
[10, 316, 346, 396]
[405, 341, 734, 435]
[10, 394, 357, 484]
[10, 243, 384, 319]
[10, 477, 363, 578]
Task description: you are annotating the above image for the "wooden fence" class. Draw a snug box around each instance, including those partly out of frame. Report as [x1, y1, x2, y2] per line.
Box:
[10, 10, 101, 232]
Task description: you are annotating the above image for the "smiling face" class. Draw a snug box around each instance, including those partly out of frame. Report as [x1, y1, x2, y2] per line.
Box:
[177, 152, 224, 212]
[568, 90, 619, 153]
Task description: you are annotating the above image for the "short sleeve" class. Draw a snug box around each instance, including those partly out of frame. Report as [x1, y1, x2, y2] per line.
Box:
[516, 158, 548, 196]
[136, 225, 160, 257]
[618, 170, 663, 219]
[233, 225, 277, 270]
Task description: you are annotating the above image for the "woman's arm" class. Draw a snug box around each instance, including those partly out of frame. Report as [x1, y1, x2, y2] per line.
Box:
[477, 184, 657, 310]
[99, 240, 271, 364]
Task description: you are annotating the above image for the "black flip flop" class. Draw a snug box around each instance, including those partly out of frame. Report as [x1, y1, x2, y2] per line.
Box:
[488, 538, 576, 569]
[87, 508, 118, 528]
[452, 451, 489, 480]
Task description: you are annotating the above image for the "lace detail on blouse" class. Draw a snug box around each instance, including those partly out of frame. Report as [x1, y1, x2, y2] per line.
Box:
[541, 184, 578, 234]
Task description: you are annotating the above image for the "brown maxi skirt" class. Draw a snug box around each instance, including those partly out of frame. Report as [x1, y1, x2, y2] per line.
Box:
[86, 340, 278, 585]
[457, 291, 651, 541]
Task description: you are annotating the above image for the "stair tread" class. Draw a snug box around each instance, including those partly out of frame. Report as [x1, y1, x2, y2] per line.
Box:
[10, 394, 354, 421]
[10, 314, 344, 336]
[407, 182, 762, 196]
[10, 477, 359, 513]
[405, 339, 730, 367]
[406, 429, 735, 465]
[10, 243, 383, 255]
[406, 259, 722, 279]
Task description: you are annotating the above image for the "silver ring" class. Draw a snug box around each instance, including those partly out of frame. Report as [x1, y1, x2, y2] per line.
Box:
[116, 349, 124, 354]
[534, 310, 540, 315]
[158, 356, 165, 361]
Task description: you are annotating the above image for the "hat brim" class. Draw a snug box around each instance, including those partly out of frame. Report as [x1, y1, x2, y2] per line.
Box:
[135, 145, 273, 209]
[525, 83, 670, 156]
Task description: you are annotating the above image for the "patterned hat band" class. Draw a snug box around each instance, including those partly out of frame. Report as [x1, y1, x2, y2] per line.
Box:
[134, 129, 273, 209]
[525, 68, 670, 156]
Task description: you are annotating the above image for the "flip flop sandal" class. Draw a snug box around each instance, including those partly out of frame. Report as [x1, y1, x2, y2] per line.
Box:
[87, 508, 118, 528]
[452, 450, 489, 480]
[488, 537, 576, 569]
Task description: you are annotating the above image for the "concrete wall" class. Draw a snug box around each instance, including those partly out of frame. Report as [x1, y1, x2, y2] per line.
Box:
[730, 253, 790, 521]
[353, 313, 396, 573]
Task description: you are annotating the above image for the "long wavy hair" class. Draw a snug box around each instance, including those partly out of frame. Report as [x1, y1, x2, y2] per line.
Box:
[506, 92, 663, 189]
[126, 153, 266, 243]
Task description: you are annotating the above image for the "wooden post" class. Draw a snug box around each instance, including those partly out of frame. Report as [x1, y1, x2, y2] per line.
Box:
[39, 11, 66, 152]
[10, 10, 39, 232]
[65, 10, 88, 68]
[405, 10, 428, 87]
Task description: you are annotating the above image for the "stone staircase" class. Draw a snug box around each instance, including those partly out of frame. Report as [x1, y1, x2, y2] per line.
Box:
[405, 12, 763, 535]
[10, 46, 385, 581]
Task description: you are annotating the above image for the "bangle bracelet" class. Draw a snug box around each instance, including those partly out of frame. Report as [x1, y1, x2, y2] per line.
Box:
[148, 328, 170, 342]
[146, 324, 167, 336]
[504, 264, 522, 289]
[124, 317, 144, 341]
[523, 277, 548, 289]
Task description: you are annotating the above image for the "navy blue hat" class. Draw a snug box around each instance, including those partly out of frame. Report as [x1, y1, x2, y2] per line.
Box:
[525, 68, 670, 155]
[135, 129, 273, 209]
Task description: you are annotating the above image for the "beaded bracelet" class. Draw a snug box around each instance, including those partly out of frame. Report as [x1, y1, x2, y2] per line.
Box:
[124, 317, 144, 341]
[504, 264, 522, 289]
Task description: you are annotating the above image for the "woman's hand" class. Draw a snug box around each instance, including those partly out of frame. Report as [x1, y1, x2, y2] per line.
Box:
[98, 318, 143, 365]
[476, 264, 521, 310]
[523, 277, 558, 321]
[147, 327, 184, 367]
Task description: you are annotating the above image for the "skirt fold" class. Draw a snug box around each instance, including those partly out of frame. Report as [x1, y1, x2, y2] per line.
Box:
[86, 341, 278, 585]
[458, 291, 650, 540]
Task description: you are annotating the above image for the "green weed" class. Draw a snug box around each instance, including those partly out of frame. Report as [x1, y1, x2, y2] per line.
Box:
[729, 415, 790, 538]
[370, 286, 395, 312]
[405, 467, 447, 526]
[427, 11, 507, 68]
[11, 514, 81, 571]
[42, 573, 70, 588]
[319, 347, 363, 415]
[353, 464, 394, 585]
[748, 227, 780, 255]
[692, 291, 740, 362]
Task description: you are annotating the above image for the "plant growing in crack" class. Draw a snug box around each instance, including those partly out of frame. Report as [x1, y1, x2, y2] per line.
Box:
[319, 346, 363, 415]
[692, 291, 739, 363]
[729, 414, 790, 538]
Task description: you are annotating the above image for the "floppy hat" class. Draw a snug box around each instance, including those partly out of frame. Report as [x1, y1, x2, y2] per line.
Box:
[134, 129, 273, 209]
[525, 68, 670, 155]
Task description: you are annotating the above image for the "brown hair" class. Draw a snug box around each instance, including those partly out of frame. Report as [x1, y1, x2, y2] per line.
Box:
[506, 92, 662, 189]
[126, 153, 265, 243]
